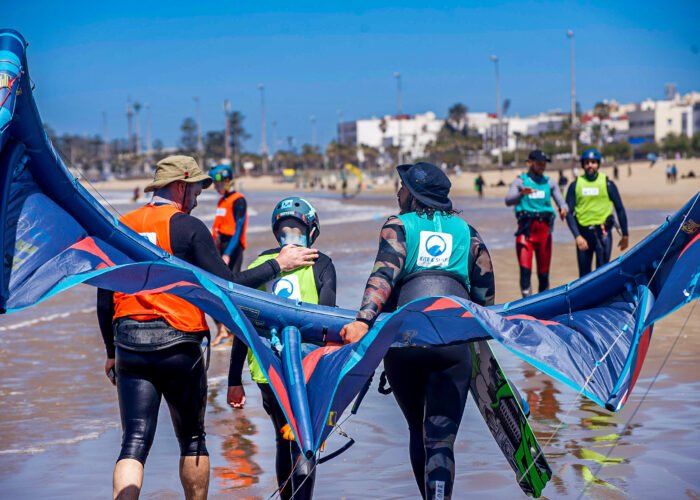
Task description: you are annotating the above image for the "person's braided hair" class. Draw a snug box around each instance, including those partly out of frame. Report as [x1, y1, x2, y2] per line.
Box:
[411, 196, 462, 219]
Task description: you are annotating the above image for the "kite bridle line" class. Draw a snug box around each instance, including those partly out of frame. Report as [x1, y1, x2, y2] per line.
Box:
[518, 192, 699, 490]
[268, 412, 355, 500]
[69, 161, 126, 220]
[576, 298, 698, 499]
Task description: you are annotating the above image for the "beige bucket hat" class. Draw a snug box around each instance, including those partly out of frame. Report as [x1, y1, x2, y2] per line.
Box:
[144, 155, 213, 192]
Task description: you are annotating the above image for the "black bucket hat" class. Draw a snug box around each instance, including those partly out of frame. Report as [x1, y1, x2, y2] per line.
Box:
[527, 149, 551, 162]
[396, 162, 452, 211]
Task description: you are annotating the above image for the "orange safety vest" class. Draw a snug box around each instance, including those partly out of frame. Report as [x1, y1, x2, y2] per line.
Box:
[113, 204, 209, 332]
[212, 191, 248, 249]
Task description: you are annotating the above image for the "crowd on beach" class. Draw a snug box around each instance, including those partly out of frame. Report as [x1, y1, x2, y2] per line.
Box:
[98, 146, 644, 499]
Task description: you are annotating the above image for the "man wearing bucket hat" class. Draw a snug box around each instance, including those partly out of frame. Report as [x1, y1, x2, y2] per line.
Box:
[505, 149, 568, 297]
[96, 155, 317, 499]
[340, 162, 495, 499]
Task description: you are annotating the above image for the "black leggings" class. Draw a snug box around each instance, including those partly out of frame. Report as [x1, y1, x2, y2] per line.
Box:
[576, 224, 613, 277]
[217, 234, 244, 273]
[116, 342, 208, 464]
[259, 383, 316, 500]
[384, 343, 472, 500]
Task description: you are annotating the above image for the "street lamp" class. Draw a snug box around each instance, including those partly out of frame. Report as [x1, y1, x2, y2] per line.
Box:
[258, 84, 269, 172]
[310, 115, 317, 148]
[567, 30, 577, 160]
[133, 100, 142, 157]
[145, 103, 152, 161]
[271, 120, 278, 157]
[224, 99, 231, 163]
[336, 109, 343, 144]
[335, 110, 343, 168]
[489, 55, 502, 167]
[394, 72, 402, 164]
[193, 97, 203, 155]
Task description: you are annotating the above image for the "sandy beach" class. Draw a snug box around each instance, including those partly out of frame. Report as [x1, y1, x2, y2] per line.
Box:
[85, 158, 700, 211]
[2, 164, 699, 498]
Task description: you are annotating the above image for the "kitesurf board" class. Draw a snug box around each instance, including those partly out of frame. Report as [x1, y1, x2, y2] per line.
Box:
[470, 340, 552, 497]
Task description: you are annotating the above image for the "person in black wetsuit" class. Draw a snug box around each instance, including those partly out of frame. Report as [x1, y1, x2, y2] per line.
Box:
[227, 197, 335, 500]
[565, 148, 629, 277]
[340, 163, 495, 500]
[96, 156, 318, 500]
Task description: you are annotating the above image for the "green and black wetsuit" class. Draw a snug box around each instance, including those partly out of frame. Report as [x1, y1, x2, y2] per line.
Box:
[356, 211, 495, 500]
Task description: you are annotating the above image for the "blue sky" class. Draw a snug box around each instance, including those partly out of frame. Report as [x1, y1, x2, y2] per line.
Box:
[6, 1, 699, 152]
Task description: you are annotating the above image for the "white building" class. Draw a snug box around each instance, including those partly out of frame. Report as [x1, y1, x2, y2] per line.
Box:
[628, 92, 700, 146]
[482, 112, 567, 152]
[338, 112, 444, 160]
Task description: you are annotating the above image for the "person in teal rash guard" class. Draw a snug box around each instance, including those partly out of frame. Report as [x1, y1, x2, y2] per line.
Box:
[227, 197, 336, 500]
[505, 149, 568, 297]
[340, 163, 495, 500]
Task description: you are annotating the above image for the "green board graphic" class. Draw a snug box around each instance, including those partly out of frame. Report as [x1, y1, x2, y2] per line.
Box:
[470, 341, 552, 497]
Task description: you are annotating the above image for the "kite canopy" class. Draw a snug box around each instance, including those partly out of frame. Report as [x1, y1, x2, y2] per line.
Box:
[1, 28, 699, 460]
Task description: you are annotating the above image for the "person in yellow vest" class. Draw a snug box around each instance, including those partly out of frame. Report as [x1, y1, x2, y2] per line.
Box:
[96, 156, 318, 500]
[565, 148, 629, 277]
[227, 197, 335, 500]
[210, 164, 249, 345]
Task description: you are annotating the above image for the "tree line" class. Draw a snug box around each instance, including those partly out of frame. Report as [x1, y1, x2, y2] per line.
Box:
[45, 103, 700, 178]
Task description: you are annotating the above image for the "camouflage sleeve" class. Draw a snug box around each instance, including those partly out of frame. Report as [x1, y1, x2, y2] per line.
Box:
[356, 216, 406, 324]
[468, 226, 495, 307]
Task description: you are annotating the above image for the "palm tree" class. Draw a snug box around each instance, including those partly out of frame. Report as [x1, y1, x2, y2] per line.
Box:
[300, 144, 322, 170]
[447, 103, 468, 133]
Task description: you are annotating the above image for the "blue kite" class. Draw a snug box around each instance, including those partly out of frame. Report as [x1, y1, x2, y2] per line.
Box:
[1, 28, 699, 496]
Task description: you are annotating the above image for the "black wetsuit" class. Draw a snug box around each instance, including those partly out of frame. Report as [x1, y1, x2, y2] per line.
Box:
[97, 209, 281, 465]
[356, 215, 495, 500]
[565, 176, 628, 277]
[228, 248, 336, 500]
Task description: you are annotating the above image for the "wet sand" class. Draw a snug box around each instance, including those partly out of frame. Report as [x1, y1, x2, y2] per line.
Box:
[1, 184, 699, 498]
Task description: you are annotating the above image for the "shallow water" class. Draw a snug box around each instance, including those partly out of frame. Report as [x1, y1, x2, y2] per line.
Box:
[0, 190, 697, 498]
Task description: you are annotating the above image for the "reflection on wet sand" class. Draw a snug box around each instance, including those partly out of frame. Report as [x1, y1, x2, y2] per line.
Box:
[523, 362, 640, 498]
[212, 413, 263, 492]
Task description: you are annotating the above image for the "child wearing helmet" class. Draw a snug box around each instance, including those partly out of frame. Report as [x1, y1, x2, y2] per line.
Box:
[565, 148, 629, 277]
[227, 196, 336, 500]
[210, 164, 248, 345]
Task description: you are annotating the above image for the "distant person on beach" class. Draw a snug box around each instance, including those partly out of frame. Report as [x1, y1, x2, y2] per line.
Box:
[210, 164, 248, 346]
[613, 164, 619, 180]
[475, 174, 485, 198]
[565, 148, 629, 278]
[558, 169, 568, 189]
[96, 156, 317, 500]
[505, 150, 568, 297]
[340, 162, 495, 499]
[131, 186, 140, 202]
[228, 196, 335, 500]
